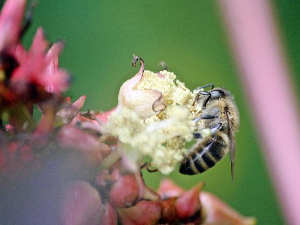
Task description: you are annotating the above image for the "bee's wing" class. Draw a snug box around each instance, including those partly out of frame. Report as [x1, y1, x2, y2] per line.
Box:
[225, 110, 236, 181]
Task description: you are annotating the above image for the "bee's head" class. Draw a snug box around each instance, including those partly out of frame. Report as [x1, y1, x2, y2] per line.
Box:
[209, 89, 226, 100]
[199, 88, 227, 109]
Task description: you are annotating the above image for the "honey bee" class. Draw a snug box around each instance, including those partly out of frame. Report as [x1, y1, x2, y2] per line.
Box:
[179, 84, 240, 179]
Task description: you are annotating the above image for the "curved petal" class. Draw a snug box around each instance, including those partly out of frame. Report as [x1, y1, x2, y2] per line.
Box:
[118, 56, 165, 119]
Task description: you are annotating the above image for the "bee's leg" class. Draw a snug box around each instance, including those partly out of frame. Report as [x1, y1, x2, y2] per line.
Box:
[194, 84, 214, 106]
[194, 91, 212, 108]
[193, 115, 218, 139]
[200, 114, 218, 119]
[140, 162, 148, 169]
[199, 91, 212, 109]
[193, 117, 201, 123]
[211, 123, 222, 135]
[193, 114, 217, 124]
[140, 162, 158, 173]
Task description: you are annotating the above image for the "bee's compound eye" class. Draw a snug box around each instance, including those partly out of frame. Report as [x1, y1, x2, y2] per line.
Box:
[211, 90, 225, 99]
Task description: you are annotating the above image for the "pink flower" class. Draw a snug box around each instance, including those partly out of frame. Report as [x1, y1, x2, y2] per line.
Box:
[0, 18, 69, 108]
[11, 28, 70, 98]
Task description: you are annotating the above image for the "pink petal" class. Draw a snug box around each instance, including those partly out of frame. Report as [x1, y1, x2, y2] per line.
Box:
[71, 95, 86, 110]
[11, 29, 47, 83]
[201, 192, 256, 225]
[43, 69, 70, 94]
[14, 44, 27, 63]
[44, 42, 70, 93]
[46, 42, 64, 70]
[95, 108, 116, 123]
[0, 0, 26, 51]
[11, 28, 47, 82]
[175, 183, 204, 222]
[57, 96, 86, 124]
[117, 56, 165, 119]
[29, 28, 48, 56]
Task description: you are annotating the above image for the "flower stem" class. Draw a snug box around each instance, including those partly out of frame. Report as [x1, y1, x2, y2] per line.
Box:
[98, 150, 121, 171]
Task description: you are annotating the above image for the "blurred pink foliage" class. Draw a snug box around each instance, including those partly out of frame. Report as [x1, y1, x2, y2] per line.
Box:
[0, 0, 255, 224]
[220, 0, 300, 224]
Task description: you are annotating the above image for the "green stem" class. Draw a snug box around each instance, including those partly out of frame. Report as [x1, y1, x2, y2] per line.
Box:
[8, 104, 36, 132]
[98, 150, 121, 171]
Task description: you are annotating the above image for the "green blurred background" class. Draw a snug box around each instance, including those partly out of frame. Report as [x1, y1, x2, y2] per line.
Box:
[22, 0, 300, 224]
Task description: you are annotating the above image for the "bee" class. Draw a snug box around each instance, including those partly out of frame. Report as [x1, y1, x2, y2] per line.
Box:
[179, 84, 240, 179]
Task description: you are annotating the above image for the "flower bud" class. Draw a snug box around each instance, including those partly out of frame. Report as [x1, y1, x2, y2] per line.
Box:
[61, 181, 103, 225]
[160, 197, 177, 223]
[158, 178, 185, 199]
[56, 96, 86, 124]
[117, 200, 162, 225]
[58, 125, 103, 166]
[99, 203, 118, 225]
[109, 174, 139, 208]
[175, 183, 205, 223]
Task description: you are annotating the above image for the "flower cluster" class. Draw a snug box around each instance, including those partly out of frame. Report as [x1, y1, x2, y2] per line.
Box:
[0, 1, 255, 224]
[104, 56, 197, 174]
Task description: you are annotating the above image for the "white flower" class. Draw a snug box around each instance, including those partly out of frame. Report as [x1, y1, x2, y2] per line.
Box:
[104, 56, 197, 174]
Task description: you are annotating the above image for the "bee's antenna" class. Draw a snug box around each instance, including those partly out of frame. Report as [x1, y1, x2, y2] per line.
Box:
[196, 83, 214, 90]
[159, 61, 168, 70]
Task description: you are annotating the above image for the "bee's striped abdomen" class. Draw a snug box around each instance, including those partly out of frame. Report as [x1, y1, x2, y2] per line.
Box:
[179, 133, 229, 175]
